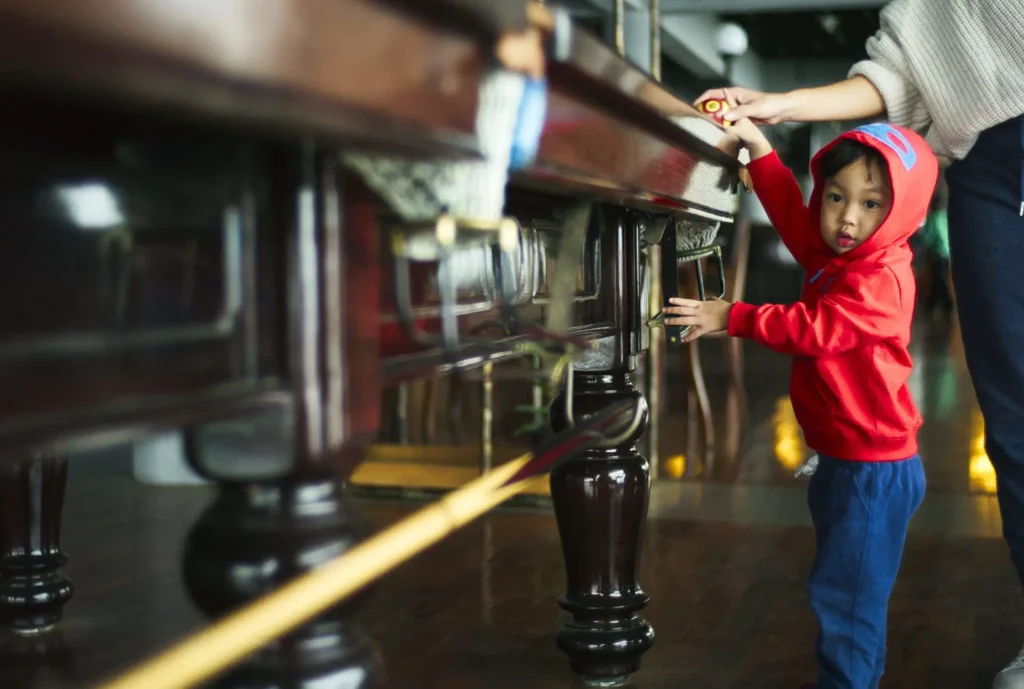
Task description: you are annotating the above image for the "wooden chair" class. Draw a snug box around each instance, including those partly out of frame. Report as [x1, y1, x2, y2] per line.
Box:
[682, 215, 752, 471]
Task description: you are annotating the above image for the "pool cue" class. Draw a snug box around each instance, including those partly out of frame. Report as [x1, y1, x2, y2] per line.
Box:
[97, 398, 638, 689]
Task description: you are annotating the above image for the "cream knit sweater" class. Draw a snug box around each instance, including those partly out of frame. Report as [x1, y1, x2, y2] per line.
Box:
[849, 0, 1024, 160]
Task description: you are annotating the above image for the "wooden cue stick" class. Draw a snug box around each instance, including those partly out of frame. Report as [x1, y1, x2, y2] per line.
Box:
[99, 453, 535, 689]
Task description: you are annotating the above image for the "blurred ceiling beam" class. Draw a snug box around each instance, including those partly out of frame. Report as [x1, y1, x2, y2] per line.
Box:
[577, 0, 649, 12]
[661, 0, 886, 12]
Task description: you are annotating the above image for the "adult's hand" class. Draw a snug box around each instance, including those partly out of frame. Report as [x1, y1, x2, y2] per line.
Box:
[695, 87, 792, 126]
[696, 77, 887, 126]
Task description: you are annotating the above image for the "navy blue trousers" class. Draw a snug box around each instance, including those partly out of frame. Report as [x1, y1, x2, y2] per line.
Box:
[808, 455, 926, 689]
[947, 116, 1024, 588]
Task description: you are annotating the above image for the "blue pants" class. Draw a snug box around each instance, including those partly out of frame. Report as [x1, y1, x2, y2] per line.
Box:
[808, 455, 926, 689]
[947, 115, 1024, 588]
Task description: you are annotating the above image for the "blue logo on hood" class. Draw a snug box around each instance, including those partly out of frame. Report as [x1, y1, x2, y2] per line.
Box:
[853, 123, 917, 171]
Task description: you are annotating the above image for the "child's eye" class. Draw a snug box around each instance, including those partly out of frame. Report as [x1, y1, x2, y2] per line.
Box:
[828, 193, 842, 203]
[864, 200, 880, 210]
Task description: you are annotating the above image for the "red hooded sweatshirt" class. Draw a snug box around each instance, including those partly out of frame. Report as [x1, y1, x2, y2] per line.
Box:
[728, 123, 938, 461]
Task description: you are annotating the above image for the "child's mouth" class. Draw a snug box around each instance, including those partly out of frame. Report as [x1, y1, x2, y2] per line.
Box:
[837, 233, 856, 248]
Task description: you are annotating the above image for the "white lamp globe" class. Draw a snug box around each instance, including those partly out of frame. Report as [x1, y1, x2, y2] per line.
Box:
[716, 22, 749, 58]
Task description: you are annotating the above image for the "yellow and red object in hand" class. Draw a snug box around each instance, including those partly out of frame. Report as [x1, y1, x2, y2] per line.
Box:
[698, 98, 732, 127]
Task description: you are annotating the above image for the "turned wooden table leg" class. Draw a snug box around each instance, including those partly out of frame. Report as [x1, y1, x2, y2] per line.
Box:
[546, 206, 654, 683]
[0, 456, 73, 635]
[550, 370, 653, 683]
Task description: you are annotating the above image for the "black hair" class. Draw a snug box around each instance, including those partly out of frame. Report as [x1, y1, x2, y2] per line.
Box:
[818, 139, 889, 184]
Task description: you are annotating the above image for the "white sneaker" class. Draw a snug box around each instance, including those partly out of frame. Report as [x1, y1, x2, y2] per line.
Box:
[994, 648, 1024, 688]
[794, 454, 819, 478]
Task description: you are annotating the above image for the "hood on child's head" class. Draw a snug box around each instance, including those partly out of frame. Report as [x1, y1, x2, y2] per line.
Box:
[809, 123, 939, 261]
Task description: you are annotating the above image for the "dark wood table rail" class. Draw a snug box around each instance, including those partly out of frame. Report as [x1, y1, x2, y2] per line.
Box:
[0, 1, 743, 685]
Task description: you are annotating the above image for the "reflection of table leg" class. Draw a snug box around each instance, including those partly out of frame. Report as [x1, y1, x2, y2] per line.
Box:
[181, 154, 383, 688]
[0, 628, 76, 684]
[0, 455, 73, 635]
[182, 463, 380, 688]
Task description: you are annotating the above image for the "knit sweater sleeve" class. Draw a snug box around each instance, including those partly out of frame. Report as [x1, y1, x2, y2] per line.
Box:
[848, 0, 932, 133]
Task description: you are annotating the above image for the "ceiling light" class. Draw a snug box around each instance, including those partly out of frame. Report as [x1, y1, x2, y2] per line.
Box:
[715, 22, 749, 58]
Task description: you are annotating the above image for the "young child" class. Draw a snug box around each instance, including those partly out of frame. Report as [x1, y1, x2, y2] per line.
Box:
[664, 119, 938, 689]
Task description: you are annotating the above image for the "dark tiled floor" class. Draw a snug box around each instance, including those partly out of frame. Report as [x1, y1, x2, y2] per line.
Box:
[1, 456, 1020, 689]
[2, 318, 1020, 689]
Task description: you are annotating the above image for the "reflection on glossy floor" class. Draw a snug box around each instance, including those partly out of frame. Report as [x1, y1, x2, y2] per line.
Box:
[2, 317, 1020, 689]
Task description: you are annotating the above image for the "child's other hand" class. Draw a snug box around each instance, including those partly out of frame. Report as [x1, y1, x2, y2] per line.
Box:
[663, 297, 733, 343]
[729, 117, 773, 162]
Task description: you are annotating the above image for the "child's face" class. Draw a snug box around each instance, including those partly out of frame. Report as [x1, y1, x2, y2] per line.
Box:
[819, 157, 892, 254]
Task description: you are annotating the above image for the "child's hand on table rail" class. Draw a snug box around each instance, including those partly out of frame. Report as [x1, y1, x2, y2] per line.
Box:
[662, 297, 733, 343]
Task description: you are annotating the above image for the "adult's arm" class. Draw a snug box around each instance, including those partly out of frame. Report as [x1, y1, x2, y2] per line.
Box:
[846, 0, 932, 130]
[694, 78, 885, 127]
[697, 0, 930, 129]
[694, 77, 885, 127]
[777, 77, 886, 123]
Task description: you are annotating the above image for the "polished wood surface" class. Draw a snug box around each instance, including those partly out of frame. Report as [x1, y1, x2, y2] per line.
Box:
[0, 0, 488, 157]
[0, 101, 288, 459]
[527, 87, 738, 219]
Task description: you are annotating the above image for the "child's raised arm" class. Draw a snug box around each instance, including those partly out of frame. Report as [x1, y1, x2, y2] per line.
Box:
[729, 118, 815, 268]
